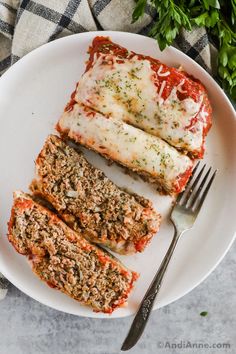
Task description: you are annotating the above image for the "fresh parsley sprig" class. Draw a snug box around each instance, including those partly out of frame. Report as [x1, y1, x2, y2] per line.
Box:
[132, 0, 236, 100]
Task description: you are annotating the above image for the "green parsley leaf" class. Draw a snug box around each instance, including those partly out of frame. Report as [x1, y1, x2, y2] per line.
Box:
[132, 0, 147, 23]
[132, 0, 236, 100]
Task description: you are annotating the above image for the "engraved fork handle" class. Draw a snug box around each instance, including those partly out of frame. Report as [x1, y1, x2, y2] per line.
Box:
[121, 226, 183, 351]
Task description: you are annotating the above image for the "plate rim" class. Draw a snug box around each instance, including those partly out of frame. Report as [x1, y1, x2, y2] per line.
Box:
[0, 30, 235, 318]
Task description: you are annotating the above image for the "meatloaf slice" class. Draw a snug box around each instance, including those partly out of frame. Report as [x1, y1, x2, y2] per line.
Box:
[8, 191, 138, 313]
[30, 135, 161, 254]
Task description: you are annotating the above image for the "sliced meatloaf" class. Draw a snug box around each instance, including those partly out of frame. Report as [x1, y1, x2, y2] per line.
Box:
[57, 102, 193, 195]
[8, 191, 138, 313]
[30, 135, 161, 255]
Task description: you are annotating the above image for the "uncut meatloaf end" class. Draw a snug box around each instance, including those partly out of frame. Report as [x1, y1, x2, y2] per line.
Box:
[8, 191, 139, 313]
[30, 134, 161, 255]
[78, 36, 212, 159]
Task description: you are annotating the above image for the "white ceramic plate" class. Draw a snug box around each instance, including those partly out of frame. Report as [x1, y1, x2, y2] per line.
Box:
[0, 31, 235, 318]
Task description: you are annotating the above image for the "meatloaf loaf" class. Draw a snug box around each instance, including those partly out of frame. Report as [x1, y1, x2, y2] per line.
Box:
[30, 135, 161, 254]
[8, 191, 138, 313]
[57, 102, 193, 195]
[76, 36, 212, 158]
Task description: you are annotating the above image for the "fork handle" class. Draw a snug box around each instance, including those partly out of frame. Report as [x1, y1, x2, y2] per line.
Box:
[121, 227, 183, 351]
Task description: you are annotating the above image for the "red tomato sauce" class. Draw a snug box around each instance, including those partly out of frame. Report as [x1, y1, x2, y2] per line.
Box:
[174, 166, 193, 194]
[86, 36, 212, 156]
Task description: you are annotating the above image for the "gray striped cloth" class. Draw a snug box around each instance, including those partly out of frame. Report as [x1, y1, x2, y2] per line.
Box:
[0, 0, 218, 300]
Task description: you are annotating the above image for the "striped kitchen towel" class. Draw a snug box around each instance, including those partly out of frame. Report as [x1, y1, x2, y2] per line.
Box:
[0, 0, 217, 300]
[0, 0, 218, 75]
[0, 273, 8, 300]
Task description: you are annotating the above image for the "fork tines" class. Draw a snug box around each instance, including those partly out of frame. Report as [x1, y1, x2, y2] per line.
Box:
[176, 162, 217, 212]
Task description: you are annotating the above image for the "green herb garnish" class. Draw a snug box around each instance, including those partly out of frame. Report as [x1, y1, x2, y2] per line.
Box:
[132, 0, 236, 100]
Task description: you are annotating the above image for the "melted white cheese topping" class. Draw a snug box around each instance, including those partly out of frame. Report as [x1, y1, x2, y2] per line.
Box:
[59, 103, 192, 192]
[75, 54, 207, 154]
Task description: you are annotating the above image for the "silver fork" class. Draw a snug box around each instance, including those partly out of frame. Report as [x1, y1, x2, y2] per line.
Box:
[121, 162, 217, 351]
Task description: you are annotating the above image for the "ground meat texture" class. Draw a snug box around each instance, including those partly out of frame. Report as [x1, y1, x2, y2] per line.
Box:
[30, 135, 161, 254]
[8, 192, 138, 313]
